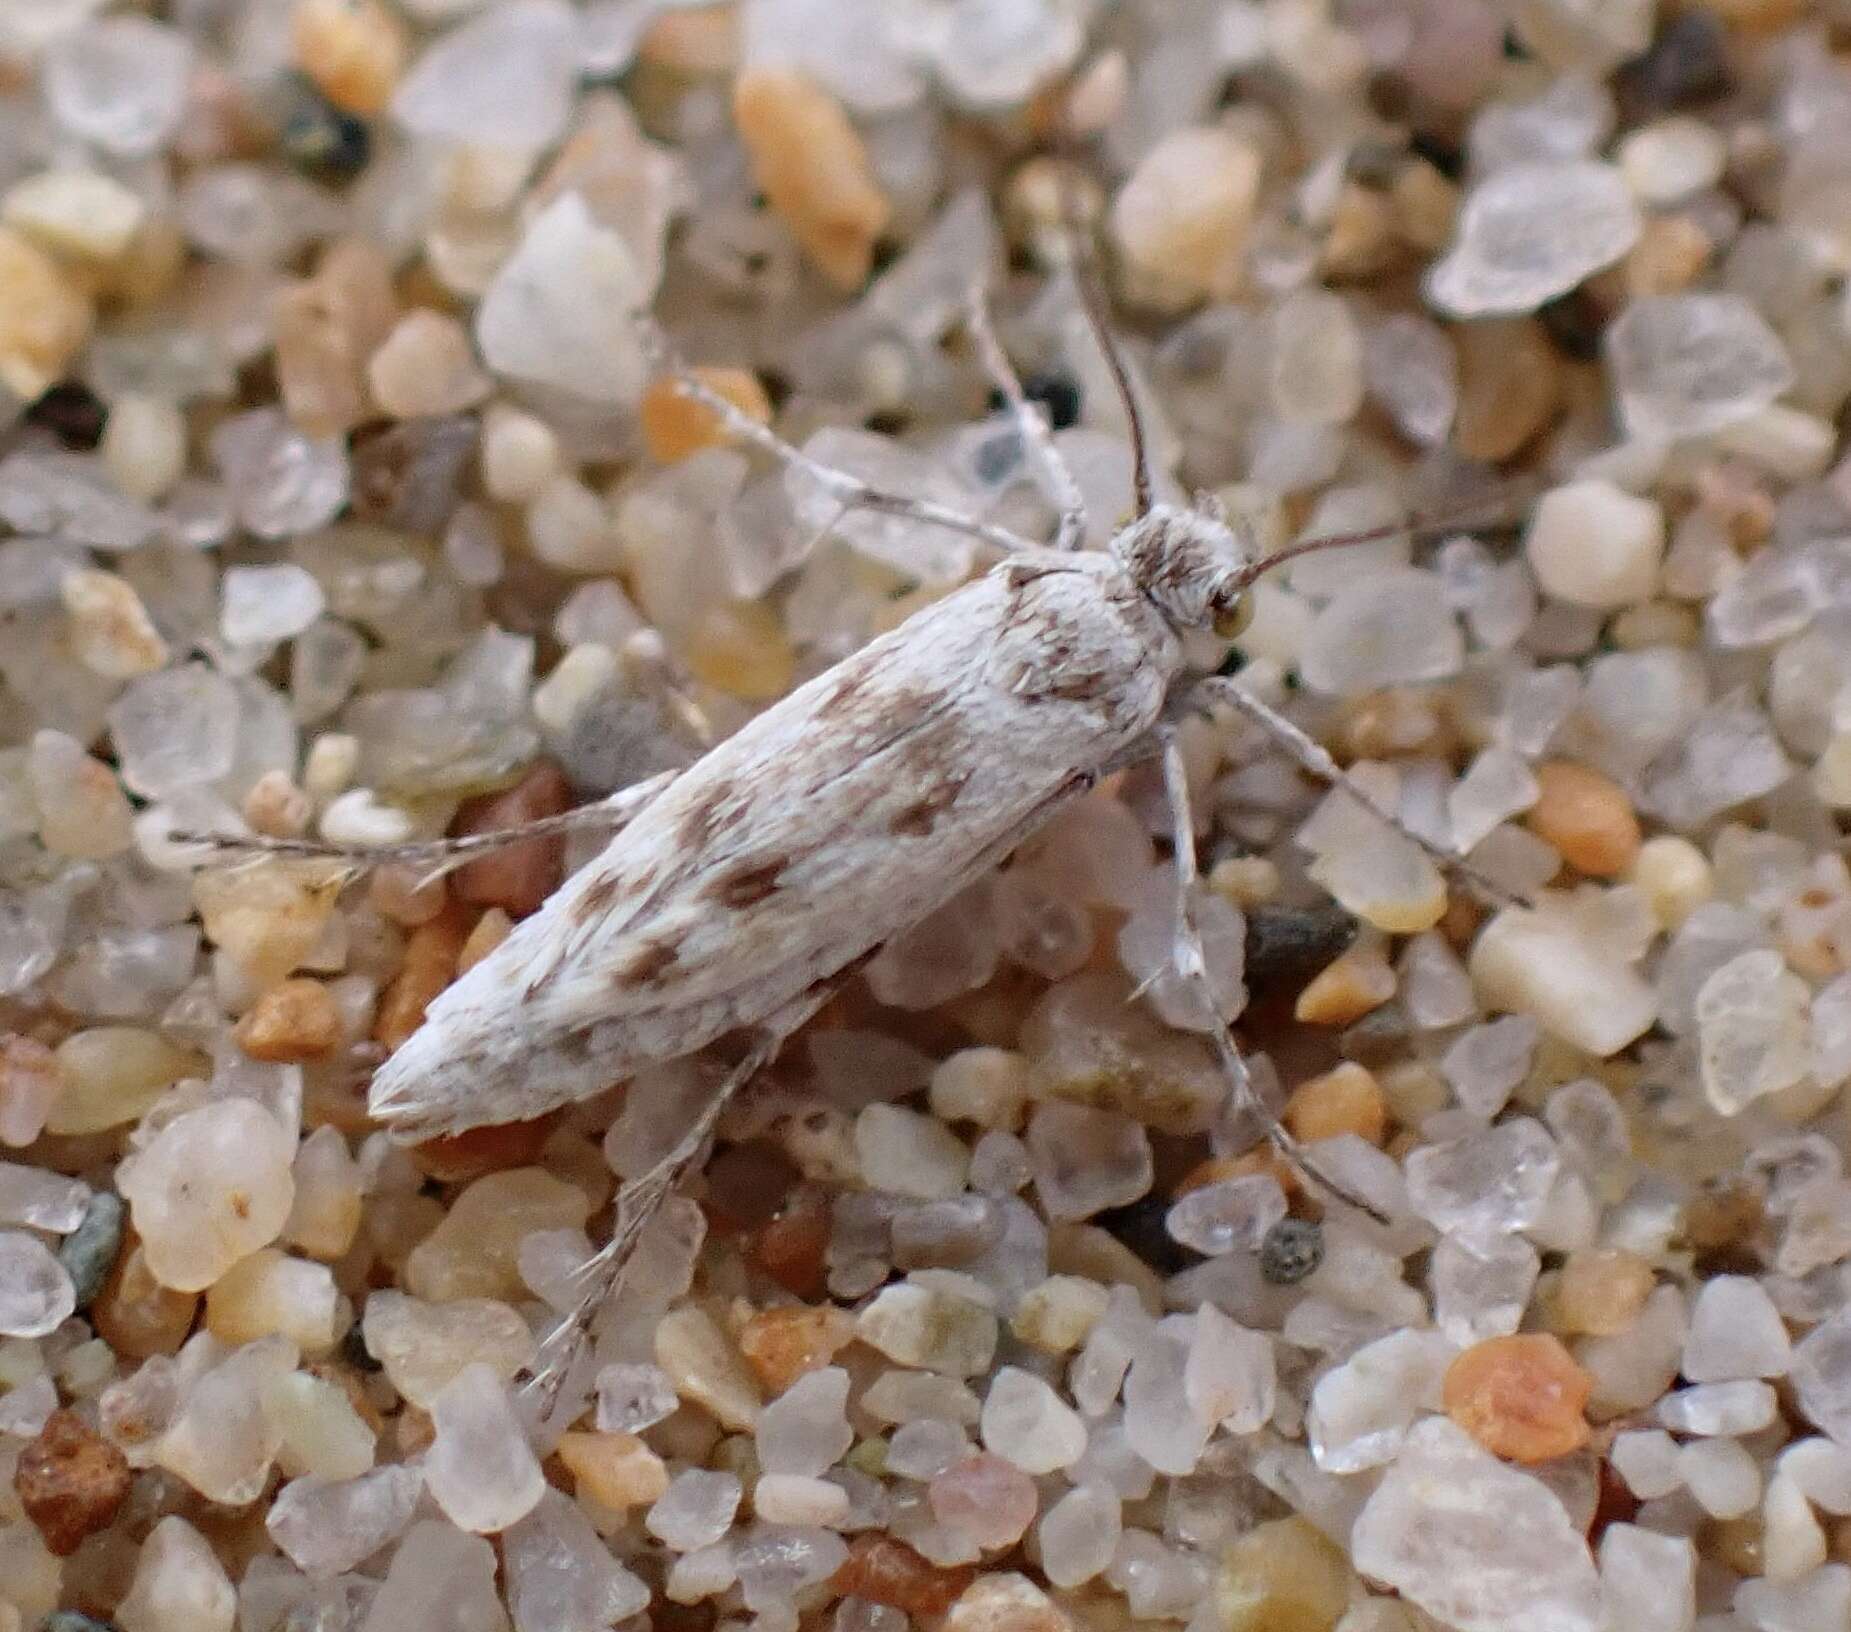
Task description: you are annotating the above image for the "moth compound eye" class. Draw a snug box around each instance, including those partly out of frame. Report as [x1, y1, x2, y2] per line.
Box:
[1212, 592, 1253, 640]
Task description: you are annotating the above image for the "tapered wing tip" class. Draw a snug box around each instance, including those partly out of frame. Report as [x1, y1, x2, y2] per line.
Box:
[362, 1019, 629, 1143]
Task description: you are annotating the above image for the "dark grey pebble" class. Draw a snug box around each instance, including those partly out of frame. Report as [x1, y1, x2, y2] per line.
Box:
[1340, 1001, 1412, 1068]
[1618, 12, 1730, 114]
[1259, 1217, 1324, 1285]
[57, 1191, 125, 1311]
[1243, 904, 1357, 992]
[350, 414, 477, 535]
[1097, 1193, 1197, 1276]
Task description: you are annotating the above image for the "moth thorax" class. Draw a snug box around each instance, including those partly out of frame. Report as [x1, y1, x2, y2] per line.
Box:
[1112, 504, 1248, 634]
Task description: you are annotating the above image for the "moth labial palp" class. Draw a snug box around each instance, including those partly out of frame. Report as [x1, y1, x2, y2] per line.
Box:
[180, 273, 1514, 1398]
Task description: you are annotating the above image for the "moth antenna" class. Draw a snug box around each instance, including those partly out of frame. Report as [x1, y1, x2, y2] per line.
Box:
[1063, 192, 1156, 518]
[1230, 487, 1527, 596]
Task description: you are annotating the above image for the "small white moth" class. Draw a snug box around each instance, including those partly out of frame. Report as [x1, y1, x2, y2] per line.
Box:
[194, 287, 1491, 1377]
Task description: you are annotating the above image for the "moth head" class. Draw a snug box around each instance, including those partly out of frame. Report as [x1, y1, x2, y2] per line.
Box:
[1113, 501, 1252, 638]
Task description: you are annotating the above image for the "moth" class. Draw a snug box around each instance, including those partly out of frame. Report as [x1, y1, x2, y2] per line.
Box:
[194, 277, 1493, 1378]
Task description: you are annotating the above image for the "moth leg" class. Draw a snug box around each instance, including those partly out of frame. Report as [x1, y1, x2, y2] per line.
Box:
[1157, 728, 1391, 1225]
[1190, 675, 1521, 910]
[524, 987, 833, 1403]
[965, 286, 1088, 551]
[633, 311, 1039, 557]
[174, 767, 681, 876]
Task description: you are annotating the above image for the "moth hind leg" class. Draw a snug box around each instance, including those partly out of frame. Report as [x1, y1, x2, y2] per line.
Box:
[1155, 727, 1391, 1226]
[522, 986, 834, 1405]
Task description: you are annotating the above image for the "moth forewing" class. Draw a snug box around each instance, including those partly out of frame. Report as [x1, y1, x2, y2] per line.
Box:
[369, 550, 1179, 1140]
[247, 285, 1476, 1377]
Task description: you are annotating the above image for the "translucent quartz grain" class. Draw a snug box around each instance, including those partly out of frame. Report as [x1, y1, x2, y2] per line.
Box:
[1183, 1304, 1274, 1433]
[1611, 1430, 1684, 1500]
[979, 1366, 1086, 1474]
[927, 1452, 1035, 1549]
[1039, 1483, 1121, 1588]
[1432, 1232, 1539, 1345]
[156, 1336, 297, 1505]
[108, 664, 240, 799]
[0, 1161, 88, 1232]
[505, 1489, 649, 1632]
[856, 1282, 999, 1381]
[117, 1102, 295, 1293]
[1598, 1526, 1696, 1632]
[595, 1362, 679, 1434]
[756, 1366, 853, 1476]
[646, 1468, 742, 1551]
[1697, 949, 1813, 1115]
[389, 0, 579, 150]
[362, 1290, 535, 1407]
[1682, 1276, 1794, 1381]
[266, 1463, 423, 1578]
[116, 1515, 234, 1632]
[1427, 161, 1640, 316]
[1309, 1328, 1455, 1473]
[44, 16, 193, 156]
[1026, 1102, 1152, 1222]
[886, 1418, 968, 1479]
[476, 194, 649, 406]
[853, 1104, 971, 1200]
[1165, 1175, 1287, 1256]
[0, 1231, 76, 1338]
[1608, 293, 1794, 440]
[220, 565, 326, 647]
[425, 1363, 544, 1534]
[1657, 1380, 1778, 1437]
[1352, 1418, 1603, 1632]
[360, 1520, 505, 1632]
[1405, 1119, 1561, 1238]
[1440, 1016, 1540, 1121]
[1681, 1438, 1760, 1519]
[1298, 570, 1463, 695]
[1468, 904, 1657, 1057]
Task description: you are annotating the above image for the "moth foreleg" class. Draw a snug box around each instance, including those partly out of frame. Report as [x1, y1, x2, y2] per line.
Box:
[965, 286, 1087, 552]
[1156, 728, 1390, 1226]
[632, 309, 1038, 558]
[175, 767, 682, 877]
[1190, 675, 1522, 910]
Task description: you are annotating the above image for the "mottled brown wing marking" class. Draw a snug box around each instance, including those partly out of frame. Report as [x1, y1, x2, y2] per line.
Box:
[573, 871, 623, 925]
[1041, 663, 1108, 702]
[706, 856, 788, 907]
[802, 685, 939, 782]
[888, 770, 971, 836]
[821, 665, 870, 714]
[675, 781, 732, 850]
[614, 938, 681, 987]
